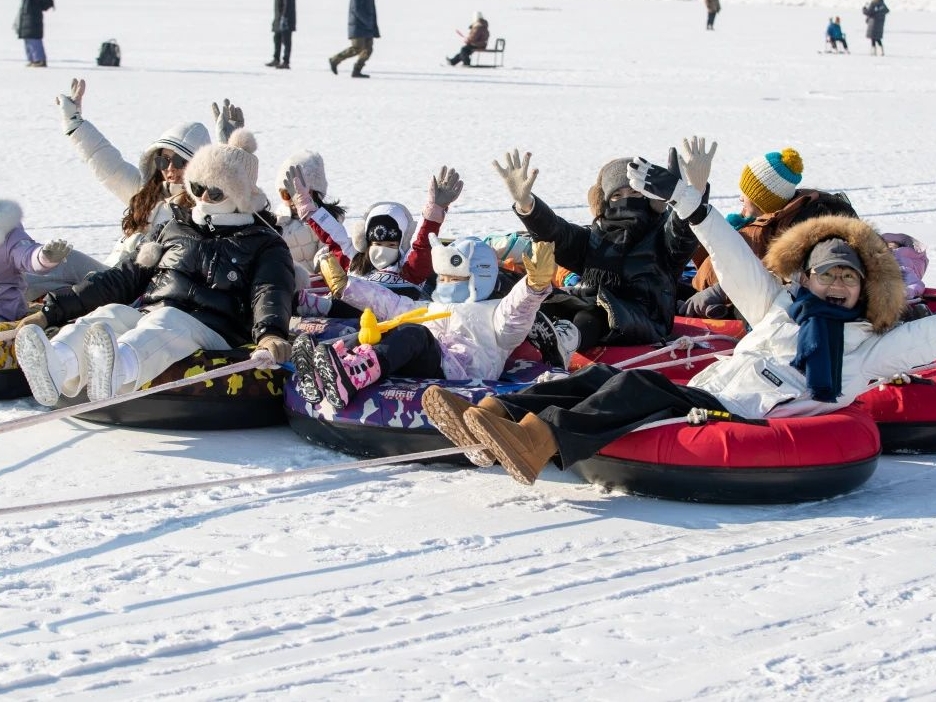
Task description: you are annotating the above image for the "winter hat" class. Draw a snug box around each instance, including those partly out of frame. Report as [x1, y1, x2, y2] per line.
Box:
[184, 128, 268, 214]
[139, 122, 211, 183]
[431, 236, 499, 302]
[739, 147, 804, 214]
[805, 238, 865, 277]
[587, 157, 666, 217]
[351, 201, 416, 253]
[475, 11, 484, 21]
[276, 148, 328, 197]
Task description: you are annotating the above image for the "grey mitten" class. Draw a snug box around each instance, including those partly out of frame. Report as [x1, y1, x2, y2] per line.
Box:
[431, 166, 464, 208]
[627, 157, 703, 220]
[39, 239, 73, 266]
[55, 78, 85, 136]
[493, 149, 538, 214]
[680, 283, 731, 319]
[211, 98, 245, 144]
[678, 136, 718, 192]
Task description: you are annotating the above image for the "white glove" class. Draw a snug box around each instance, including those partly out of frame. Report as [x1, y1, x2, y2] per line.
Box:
[211, 98, 245, 144]
[55, 78, 85, 136]
[283, 165, 318, 220]
[493, 149, 538, 214]
[39, 239, 73, 266]
[627, 157, 703, 220]
[677, 136, 718, 192]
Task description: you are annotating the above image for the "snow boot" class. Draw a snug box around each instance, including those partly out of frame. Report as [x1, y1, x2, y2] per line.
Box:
[328, 57, 339, 74]
[312, 341, 381, 409]
[463, 409, 558, 485]
[291, 333, 324, 404]
[14, 324, 65, 407]
[422, 385, 509, 467]
[84, 322, 124, 402]
[351, 65, 370, 79]
[265, 59, 280, 67]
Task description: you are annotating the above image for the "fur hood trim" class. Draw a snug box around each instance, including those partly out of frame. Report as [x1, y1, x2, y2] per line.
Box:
[762, 215, 906, 333]
[135, 241, 164, 268]
[0, 200, 24, 244]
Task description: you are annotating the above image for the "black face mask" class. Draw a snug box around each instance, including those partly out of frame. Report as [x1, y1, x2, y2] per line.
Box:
[604, 197, 652, 221]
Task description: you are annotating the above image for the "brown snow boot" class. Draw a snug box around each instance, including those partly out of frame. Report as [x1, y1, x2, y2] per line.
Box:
[422, 385, 507, 467]
[463, 408, 558, 485]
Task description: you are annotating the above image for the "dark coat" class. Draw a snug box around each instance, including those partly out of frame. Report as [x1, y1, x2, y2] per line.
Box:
[516, 196, 698, 344]
[43, 209, 295, 346]
[16, 0, 54, 40]
[864, 0, 888, 40]
[348, 0, 379, 39]
[272, 0, 296, 32]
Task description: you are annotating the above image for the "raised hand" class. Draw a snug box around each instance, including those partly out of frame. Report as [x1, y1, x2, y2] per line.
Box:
[430, 166, 464, 208]
[55, 77, 86, 136]
[627, 157, 703, 220]
[211, 98, 245, 144]
[282, 164, 317, 220]
[677, 136, 718, 192]
[319, 254, 348, 297]
[523, 240, 556, 292]
[493, 149, 538, 213]
[39, 239, 73, 266]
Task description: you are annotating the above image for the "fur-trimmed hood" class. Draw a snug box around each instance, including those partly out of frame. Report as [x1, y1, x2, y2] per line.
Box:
[0, 200, 24, 245]
[762, 215, 906, 333]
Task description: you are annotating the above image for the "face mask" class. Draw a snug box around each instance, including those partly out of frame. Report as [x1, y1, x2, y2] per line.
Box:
[193, 199, 237, 218]
[368, 246, 400, 270]
[432, 280, 471, 304]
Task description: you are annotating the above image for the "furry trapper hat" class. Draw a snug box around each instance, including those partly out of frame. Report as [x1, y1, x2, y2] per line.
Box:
[763, 215, 906, 333]
[587, 157, 667, 218]
[184, 128, 268, 214]
[350, 201, 416, 254]
[276, 148, 328, 198]
[0, 200, 24, 243]
[139, 122, 211, 184]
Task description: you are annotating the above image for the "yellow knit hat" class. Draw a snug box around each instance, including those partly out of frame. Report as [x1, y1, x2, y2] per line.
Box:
[738, 148, 804, 214]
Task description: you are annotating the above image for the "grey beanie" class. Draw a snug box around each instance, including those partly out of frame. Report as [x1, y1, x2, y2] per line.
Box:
[599, 158, 634, 199]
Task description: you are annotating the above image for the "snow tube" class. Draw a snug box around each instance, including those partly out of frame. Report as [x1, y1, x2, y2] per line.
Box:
[854, 368, 936, 454]
[568, 317, 746, 382]
[56, 346, 288, 430]
[571, 405, 880, 503]
[0, 320, 33, 400]
[286, 357, 551, 461]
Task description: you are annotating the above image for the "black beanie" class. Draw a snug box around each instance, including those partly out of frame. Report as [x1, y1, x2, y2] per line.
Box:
[367, 215, 403, 243]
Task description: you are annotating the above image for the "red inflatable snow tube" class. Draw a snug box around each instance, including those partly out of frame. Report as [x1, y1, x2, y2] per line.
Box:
[854, 367, 936, 454]
[571, 405, 880, 503]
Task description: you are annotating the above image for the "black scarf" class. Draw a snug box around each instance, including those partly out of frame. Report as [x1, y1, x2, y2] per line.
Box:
[788, 288, 863, 402]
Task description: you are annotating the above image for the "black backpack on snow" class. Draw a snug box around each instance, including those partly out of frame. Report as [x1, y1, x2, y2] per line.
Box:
[96, 40, 121, 67]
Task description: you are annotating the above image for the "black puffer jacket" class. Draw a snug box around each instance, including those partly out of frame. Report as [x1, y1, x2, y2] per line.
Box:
[16, 0, 54, 40]
[517, 196, 698, 344]
[43, 208, 295, 346]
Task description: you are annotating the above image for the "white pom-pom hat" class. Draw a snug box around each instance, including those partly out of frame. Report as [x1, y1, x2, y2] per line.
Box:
[184, 128, 268, 214]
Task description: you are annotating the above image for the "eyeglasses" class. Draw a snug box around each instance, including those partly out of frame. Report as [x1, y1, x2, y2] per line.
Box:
[189, 182, 226, 203]
[154, 153, 188, 170]
[811, 269, 861, 287]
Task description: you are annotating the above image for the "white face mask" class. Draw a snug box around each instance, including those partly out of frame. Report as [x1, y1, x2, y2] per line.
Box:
[432, 280, 471, 304]
[368, 245, 400, 270]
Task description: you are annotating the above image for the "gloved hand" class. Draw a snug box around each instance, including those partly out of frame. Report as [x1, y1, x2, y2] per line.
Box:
[424, 166, 464, 221]
[627, 157, 703, 220]
[252, 335, 293, 366]
[493, 149, 538, 214]
[677, 136, 718, 192]
[680, 283, 731, 319]
[16, 310, 48, 331]
[282, 165, 317, 220]
[523, 240, 556, 292]
[39, 239, 73, 266]
[55, 77, 85, 136]
[211, 98, 245, 144]
[319, 254, 348, 297]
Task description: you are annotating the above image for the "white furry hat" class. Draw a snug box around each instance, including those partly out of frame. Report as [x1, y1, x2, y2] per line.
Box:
[475, 11, 484, 21]
[350, 201, 416, 254]
[276, 148, 328, 197]
[139, 122, 211, 183]
[184, 128, 268, 214]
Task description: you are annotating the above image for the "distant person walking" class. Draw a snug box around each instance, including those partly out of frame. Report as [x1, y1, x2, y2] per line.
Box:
[863, 0, 889, 55]
[15, 0, 54, 67]
[448, 12, 490, 66]
[826, 16, 849, 53]
[705, 0, 721, 30]
[265, 0, 296, 69]
[328, 0, 379, 79]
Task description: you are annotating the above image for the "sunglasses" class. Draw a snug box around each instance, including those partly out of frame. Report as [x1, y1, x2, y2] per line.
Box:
[189, 182, 226, 203]
[154, 153, 188, 170]
[811, 269, 861, 287]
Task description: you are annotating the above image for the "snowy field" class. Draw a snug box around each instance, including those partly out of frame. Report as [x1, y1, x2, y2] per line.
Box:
[3, 0, 936, 699]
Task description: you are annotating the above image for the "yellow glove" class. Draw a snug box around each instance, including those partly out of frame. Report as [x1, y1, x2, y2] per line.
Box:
[252, 335, 292, 366]
[319, 254, 348, 297]
[523, 240, 556, 292]
[16, 310, 48, 331]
